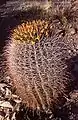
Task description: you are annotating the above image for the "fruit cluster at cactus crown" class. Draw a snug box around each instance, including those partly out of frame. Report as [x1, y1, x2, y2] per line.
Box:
[11, 20, 52, 45]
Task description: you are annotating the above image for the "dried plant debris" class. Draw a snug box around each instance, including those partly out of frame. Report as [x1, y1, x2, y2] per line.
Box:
[0, 78, 21, 120]
[0, 0, 78, 120]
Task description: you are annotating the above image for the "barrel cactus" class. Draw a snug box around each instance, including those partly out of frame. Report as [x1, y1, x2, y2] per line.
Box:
[4, 18, 76, 113]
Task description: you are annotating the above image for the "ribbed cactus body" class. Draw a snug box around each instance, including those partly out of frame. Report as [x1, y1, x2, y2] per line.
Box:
[5, 20, 73, 111]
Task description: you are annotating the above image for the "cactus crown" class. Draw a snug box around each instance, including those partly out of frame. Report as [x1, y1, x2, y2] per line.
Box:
[12, 20, 52, 45]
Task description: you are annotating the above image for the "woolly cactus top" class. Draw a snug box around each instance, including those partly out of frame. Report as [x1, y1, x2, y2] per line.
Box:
[12, 20, 52, 45]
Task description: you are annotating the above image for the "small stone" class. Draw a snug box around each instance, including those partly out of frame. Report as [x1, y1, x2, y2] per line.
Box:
[69, 28, 75, 35]
[76, 45, 78, 50]
[0, 101, 13, 109]
[14, 99, 21, 103]
[68, 50, 71, 53]
[0, 83, 7, 88]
